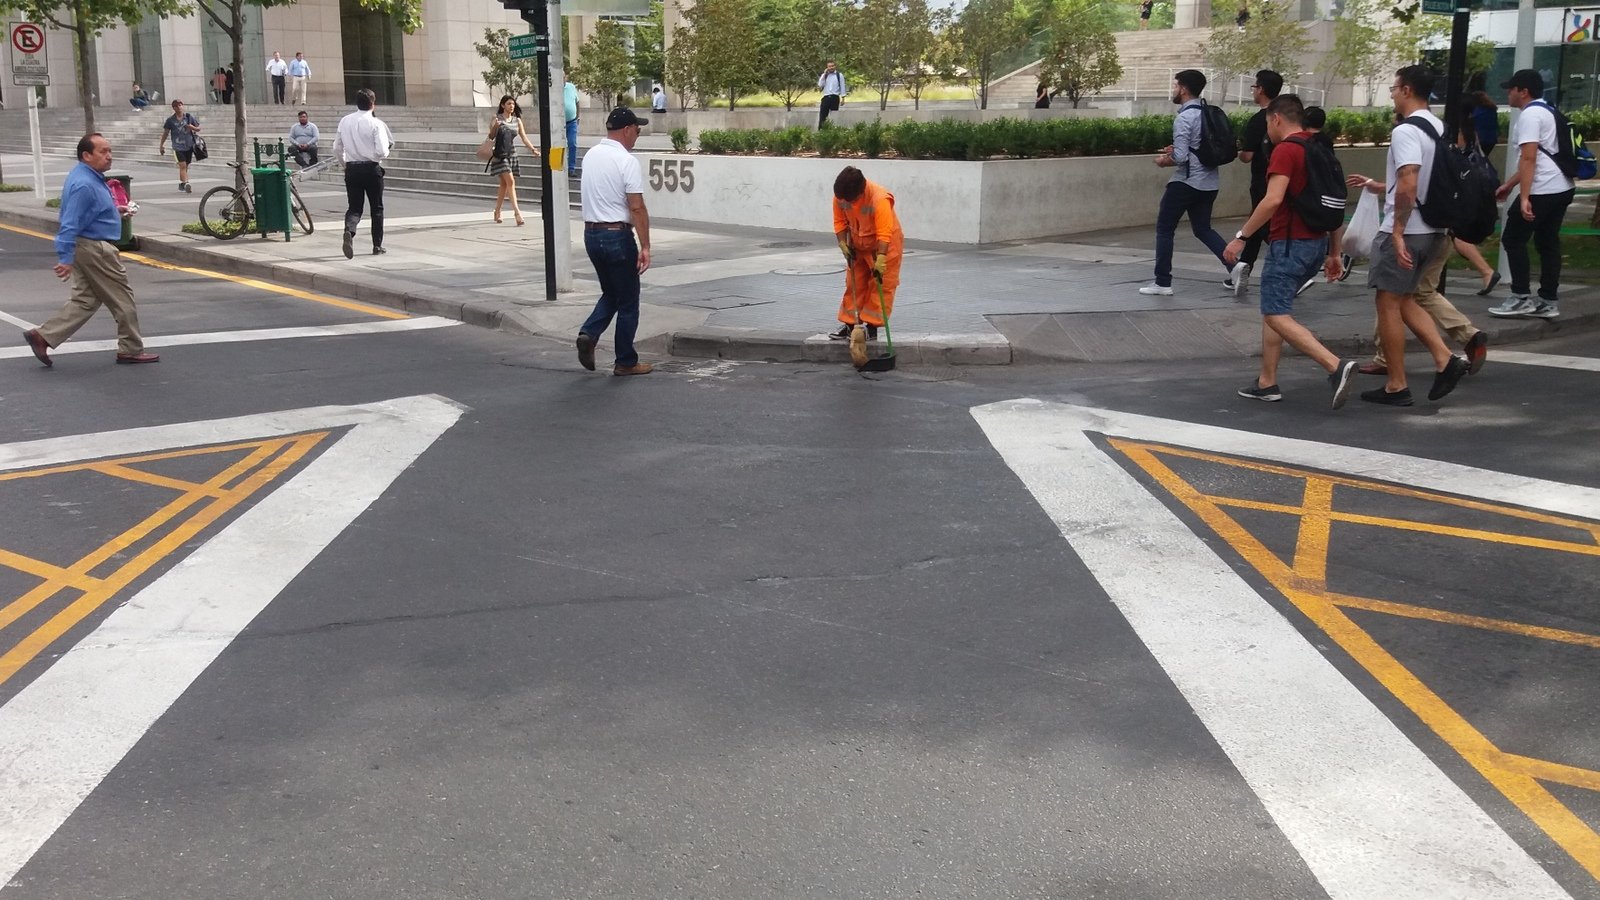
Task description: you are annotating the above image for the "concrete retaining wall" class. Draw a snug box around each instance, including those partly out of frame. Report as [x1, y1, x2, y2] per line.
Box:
[638, 144, 1505, 245]
[631, 105, 1117, 139]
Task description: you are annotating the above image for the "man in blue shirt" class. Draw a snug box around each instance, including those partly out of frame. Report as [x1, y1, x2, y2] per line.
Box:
[1140, 69, 1246, 296]
[289, 52, 312, 105]
[22, 134, 158, 366]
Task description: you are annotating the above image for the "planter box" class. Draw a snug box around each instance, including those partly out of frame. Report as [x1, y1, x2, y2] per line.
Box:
[637, 144, 1484, 245]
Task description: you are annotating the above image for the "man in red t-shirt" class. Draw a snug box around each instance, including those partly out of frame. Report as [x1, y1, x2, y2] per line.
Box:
[1224, 94, 1358, 409]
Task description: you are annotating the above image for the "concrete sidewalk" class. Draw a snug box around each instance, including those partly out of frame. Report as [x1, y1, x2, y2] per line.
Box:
[2, 149, 1594, 366]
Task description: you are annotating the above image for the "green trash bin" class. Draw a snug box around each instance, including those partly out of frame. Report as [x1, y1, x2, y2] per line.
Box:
[107, 174, 136, 250]
[252, 165, 292, 239]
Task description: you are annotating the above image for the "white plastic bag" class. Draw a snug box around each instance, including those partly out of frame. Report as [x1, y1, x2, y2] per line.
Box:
[1343, 189, 1382, 260]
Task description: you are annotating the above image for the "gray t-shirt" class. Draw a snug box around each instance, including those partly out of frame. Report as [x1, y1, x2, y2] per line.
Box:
[164, 113, 198, 151]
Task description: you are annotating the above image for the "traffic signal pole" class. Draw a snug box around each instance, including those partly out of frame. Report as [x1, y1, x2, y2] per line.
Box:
[507, 0, 559, 302]
[1443, 3, 1471, 140]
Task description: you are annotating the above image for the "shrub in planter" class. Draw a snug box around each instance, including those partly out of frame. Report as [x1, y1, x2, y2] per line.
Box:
[853, 120, 888, 159]
[814, 123, 853, 157]
[698, 129, 733, 154]
[765, 125, 812, 156]
[669, 127, 689, 152]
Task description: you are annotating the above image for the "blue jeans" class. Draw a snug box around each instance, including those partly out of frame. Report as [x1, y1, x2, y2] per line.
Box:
[1259, 236, 1328, 316]
[1153, 181, 1229, 287]
[581, 227, 640, 367]
[566, 118, 578, 174]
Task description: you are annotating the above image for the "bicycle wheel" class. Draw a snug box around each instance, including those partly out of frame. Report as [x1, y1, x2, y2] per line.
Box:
[198, 186, 251, 240]
[289, 181, 314, 235]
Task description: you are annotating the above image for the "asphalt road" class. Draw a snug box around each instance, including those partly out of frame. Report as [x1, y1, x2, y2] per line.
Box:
[1, 223, 1597, 900]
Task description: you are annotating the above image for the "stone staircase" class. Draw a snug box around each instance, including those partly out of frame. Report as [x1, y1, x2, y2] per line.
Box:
[988, 27, 1214, 107]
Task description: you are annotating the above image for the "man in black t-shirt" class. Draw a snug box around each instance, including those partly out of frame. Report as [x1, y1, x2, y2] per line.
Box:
[1230, 69, 1283, 295]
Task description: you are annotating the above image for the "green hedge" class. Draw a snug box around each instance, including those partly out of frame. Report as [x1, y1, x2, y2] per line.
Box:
[688, 109, 1467, 161]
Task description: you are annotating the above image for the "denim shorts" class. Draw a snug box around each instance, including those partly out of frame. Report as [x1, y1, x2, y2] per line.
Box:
[1259, 236, 1328, 316]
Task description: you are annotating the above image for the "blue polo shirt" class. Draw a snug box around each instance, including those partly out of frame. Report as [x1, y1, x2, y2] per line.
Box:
[55, 161, 121, 265]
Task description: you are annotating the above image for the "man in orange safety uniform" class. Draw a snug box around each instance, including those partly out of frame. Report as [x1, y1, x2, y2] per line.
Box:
[829, 165, 902, 341]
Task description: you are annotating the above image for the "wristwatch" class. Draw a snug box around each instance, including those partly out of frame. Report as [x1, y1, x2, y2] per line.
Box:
[1234, 230, 1246, 241]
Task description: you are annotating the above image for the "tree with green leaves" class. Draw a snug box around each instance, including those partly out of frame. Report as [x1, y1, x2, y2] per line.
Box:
[681, 0, 761, 109]
[904, 6, 955, 110]
[1322, 0, 1384, 97]
[664, 22, 700, 110]
[843, 0, 934, 111]
[634, 0, 664, 86]
[189, 0, 420, 186]
[0, 0, 190, 133]
[752, 0, 834, 111]
[1037, 0, 1121, 108]
[569, 19, 634, 107]
[1205, 0, 1309, 103]
[952, 0, 1026, 109]
[475, 27, 539, 101]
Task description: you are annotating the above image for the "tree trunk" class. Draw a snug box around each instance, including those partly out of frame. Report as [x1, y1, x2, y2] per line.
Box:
[728, 88, 735, 110]
[72, 0, 96, 135]
[232, 5, 248, 190]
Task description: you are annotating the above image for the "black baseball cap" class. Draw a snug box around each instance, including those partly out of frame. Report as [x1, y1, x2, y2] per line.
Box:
[605, 107, 649, 129]
[1501, 69, 1543, 92]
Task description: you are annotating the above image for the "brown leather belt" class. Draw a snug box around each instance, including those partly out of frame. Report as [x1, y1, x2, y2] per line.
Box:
[585, 221, 630, 231]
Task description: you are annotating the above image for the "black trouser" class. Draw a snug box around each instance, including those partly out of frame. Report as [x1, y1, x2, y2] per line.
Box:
[292, 145, 318, 167]
[1501, 188, 1574, 302]
[819, 94, 839, 127]
[343, 161, 385, 248]
[272, 75, 286, 103]
[1241, 182, 1268, 268]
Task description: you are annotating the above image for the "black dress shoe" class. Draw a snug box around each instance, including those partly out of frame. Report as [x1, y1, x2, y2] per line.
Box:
[23, 329, 51, 367]
[576, 333, 596, 371]
[372, 246, 387, 255]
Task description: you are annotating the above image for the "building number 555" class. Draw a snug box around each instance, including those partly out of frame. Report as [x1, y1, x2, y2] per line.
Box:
[648, 159, 695, 193]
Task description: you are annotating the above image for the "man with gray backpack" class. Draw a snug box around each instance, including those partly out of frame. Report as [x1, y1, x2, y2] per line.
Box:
[1139, 69, 1249, 297]
[1492, 69, 1580, 320]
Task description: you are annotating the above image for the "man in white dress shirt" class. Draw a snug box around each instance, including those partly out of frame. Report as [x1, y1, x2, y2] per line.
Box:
[266, 51, 289, 105]
[331, 89, 394, 259]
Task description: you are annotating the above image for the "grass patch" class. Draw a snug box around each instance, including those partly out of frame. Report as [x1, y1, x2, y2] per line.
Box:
[182, 220, 254, 236]
[698, 83, 976, 110]
[0, 183, 30, 192]
[44, 198, 59, 208]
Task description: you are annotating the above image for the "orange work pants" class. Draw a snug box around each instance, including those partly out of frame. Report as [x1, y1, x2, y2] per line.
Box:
[837, 245, 901, 327]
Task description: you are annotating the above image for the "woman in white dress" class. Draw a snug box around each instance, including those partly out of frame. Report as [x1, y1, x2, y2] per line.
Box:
[488, 95, 540, 225]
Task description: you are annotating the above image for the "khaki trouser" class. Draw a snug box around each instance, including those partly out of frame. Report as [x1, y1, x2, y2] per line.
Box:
[290, 75, 308, 105]
[37, 238, 144, 355]
[1370, 245, 1478, 367]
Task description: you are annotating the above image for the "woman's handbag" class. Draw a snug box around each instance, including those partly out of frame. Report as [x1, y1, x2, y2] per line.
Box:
[476, 136, 495, 162]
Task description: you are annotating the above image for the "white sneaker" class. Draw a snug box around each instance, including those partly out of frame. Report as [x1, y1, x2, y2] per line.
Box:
[1525, 300, 1560, 319]
[1488, 295, 1534, 317]
[1229, 261, 1249, 297]
[1138, 283, 1174, 296]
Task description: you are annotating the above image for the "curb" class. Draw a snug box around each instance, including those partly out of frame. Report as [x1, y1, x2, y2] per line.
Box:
[668, 329, 1012, 366]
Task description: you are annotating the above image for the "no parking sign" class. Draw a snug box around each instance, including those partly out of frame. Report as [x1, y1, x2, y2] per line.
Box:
[9, 21, 49, 86]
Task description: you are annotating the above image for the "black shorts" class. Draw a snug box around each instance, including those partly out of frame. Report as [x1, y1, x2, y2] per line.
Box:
[174, 149, 193, 164]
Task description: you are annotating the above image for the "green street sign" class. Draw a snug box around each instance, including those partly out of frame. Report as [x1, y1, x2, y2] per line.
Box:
[508, 33, 546, 60]
[1421, 0, 1457, 14]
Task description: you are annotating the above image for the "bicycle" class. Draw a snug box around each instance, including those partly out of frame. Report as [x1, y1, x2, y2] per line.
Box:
[198, 161, 314, 240]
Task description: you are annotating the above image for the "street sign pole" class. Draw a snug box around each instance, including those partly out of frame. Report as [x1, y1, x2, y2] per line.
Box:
[29, 87, 44, 200]
[528, 2, 557, 304]
[1443, 4, 1471, 141]
[548, 0, 573, 292]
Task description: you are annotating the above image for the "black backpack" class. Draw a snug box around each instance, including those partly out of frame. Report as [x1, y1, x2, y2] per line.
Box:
[1401, 115, 1500, 244]
[1527, 99, 1598, 179]
[1192, 102, 1238, 168]
[1281, 135, 1346, 233]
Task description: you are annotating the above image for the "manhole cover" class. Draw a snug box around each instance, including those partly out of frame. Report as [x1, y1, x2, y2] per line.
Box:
[773, 265, 844, 276]
[761, 241, 810, 249]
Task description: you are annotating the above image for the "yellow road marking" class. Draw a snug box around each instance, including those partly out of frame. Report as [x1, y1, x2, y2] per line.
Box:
[1501, 755, 1600, 792]
[87, 463, 226, 497]
[0, 436, 309, 482]
[0, 433, 328, 686]
[0, 548, 102, 593]
[1330, 593, 1600, 650]
[0, 222, 408, 320]
[1110, 438, 1600, 883]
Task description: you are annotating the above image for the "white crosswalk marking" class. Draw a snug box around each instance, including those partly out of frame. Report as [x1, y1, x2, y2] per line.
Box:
[1492, 350, 1600, 372]
[971, 399, 1577, 900]
[0, 316, 459, 361]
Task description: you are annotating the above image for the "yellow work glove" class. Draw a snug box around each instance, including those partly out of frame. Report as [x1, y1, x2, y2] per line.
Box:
[838, 239, 854, 262]
[872, 253, 887, 277]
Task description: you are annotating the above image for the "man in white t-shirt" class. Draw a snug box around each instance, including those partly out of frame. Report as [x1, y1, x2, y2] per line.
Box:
[576, 107, 654, 377]
[1351, 65, 1468, 407]
[1491, 69, 1576, 320]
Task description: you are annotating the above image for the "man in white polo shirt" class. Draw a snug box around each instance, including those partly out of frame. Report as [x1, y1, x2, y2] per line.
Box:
[575, 107, 653, 376]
